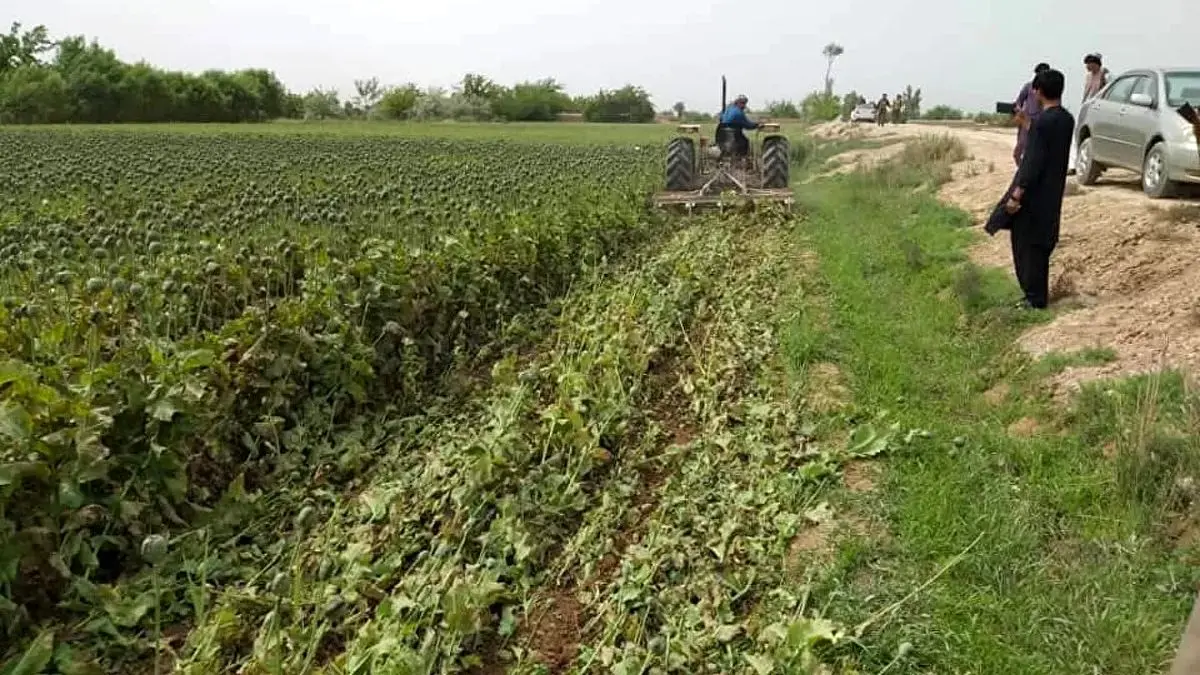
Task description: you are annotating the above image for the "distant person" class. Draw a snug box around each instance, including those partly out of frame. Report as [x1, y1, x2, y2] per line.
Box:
[1069, 53, 1111, 174]
[892, 94, 904, 123]
[719, 94, 760, 157]
[1082, 53, 1110, 104]
[1003, 68, 1074, 310]
[876, 94, 890, 126]
[1013, 62, 1051, 166]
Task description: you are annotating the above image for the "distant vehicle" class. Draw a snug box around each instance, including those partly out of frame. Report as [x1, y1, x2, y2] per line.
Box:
[850, 104, 877, 123]
[1075, 67, 1200, 198]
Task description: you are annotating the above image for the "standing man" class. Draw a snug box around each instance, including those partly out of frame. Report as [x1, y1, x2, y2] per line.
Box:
[876, 94, 890, 126]
[1071, 53, 1110, 173]
[892, 93, 905, 124]
[1082, 53, 1110, 104]
[1004, 68, 1074, 310]
[1013, 63, 1051, 166]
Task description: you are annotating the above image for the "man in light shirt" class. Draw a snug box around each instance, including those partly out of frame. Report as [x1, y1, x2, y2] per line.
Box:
[1082, 53, 1110, 104]
[1069, 53, 1111, 174]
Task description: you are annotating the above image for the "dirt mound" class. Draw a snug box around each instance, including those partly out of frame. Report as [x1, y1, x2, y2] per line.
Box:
[810, 120, 873, 140]
[849, 122, 1200, 389]
[807, 143, 908, 181]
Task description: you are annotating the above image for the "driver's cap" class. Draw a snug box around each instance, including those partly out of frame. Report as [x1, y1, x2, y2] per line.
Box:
[735, 94, 748, 103]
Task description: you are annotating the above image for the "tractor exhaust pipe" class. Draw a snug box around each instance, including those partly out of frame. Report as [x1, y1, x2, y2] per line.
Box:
[721, 75, 727, 113]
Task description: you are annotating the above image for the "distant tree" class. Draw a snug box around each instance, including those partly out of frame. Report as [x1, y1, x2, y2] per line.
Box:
[302, 87, 342, 120]
[582, 84, 655, 123]
[0, 65, 69, 122]
[673, 101, 685, 118]
[903, 85, 922, 118]
[822, 42, 844, 96]
[282, 92, 304, 118]
[490, 78, 571, 121]
[459, 72, 501, 100]
[0, 22, 54, 74]
[840, 90, 860, 121]
[353, 76, 382, 114]
[376, 83, 421, 119]
[764, 100, 800, 118]
[0, 22, 295, 124]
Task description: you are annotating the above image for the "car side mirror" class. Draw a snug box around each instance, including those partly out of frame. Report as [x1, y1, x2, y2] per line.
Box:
[1129, 92, 1154, 107]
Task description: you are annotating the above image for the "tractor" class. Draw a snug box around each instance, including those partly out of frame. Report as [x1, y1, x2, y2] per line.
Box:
[653, 76, 794, 212]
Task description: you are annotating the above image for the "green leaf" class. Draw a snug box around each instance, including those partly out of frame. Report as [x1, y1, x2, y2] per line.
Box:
[0, 461, 49, 487]
[178, 349, 216, 372]
[0, 360, 33, 388]
[4, 630, 54, 675]
[58, 481, 85, 510]
[0, 404, 33, 442]
[149, 398, 178, 422]
[744, 652, 775, 675]
[53, 642, 103, 675]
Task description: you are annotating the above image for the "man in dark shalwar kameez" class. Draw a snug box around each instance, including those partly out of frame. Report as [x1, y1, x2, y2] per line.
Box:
[1004, 68, 1074, 310]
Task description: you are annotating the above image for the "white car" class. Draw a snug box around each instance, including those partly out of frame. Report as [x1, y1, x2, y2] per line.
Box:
[1076, 67, 1200, 198]
[850, 104, 877, 123]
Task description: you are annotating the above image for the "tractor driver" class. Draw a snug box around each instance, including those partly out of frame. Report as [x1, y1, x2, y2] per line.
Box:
[719, 95, 760, 158]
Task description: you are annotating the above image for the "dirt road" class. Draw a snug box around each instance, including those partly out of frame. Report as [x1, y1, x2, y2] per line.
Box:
[812, 120, 1200, 392]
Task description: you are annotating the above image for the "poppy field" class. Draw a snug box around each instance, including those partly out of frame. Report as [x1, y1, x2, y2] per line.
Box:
[0, 125, 885, 674]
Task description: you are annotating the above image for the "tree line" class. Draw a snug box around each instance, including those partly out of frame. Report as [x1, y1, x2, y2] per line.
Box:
[0, 22, 659, 124]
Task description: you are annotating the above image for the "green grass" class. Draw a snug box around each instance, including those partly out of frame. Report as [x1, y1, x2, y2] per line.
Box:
[783, 135, 1198, 674]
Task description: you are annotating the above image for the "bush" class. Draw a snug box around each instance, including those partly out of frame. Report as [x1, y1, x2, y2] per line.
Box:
[583, 85, 655, 123]
[376, 84, 421, 120]
[839, 91, 862, 122]
[923, 105, 965, 120]
[800, 91, 841, 122]
[764, 100, 801, 118]
[973, 111, 1016, 127]
[491, 79, 571, 121]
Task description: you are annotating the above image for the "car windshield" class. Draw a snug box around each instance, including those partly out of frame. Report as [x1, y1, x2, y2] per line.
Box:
[1164, 71, 1200, 107]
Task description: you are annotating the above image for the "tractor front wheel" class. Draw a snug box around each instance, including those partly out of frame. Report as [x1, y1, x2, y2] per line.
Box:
[761, 136, 790, 189]
[666, 137, 696, 191]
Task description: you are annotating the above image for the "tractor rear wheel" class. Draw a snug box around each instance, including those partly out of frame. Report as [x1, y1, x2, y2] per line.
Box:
[666, 137, 696, 191]
[761, 136, 790, 189]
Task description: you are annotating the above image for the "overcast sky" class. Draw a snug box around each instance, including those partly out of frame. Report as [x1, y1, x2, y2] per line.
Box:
[9, 0, 1195, 113]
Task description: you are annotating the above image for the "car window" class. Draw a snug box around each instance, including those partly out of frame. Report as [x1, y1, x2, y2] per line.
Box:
[1103, 76, 1139, 103]
[1165, 71, 1200, 107]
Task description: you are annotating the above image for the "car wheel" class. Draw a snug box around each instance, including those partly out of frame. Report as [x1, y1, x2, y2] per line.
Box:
[1142, 142, 1177, 199]
[1076, 137, 1103, 185]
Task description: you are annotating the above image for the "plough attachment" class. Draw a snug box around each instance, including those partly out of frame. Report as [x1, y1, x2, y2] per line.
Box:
[652, 160, 795, 213]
